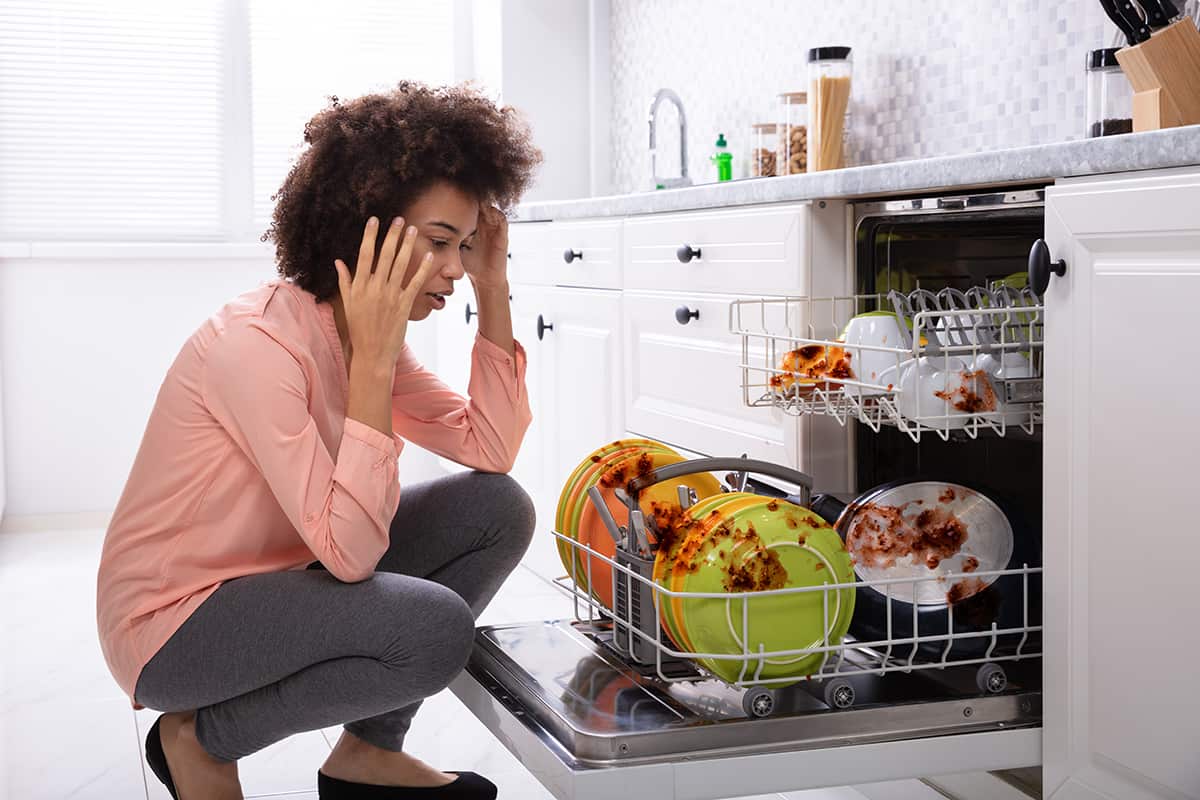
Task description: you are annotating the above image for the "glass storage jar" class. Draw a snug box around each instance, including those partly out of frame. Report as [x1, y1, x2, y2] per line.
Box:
[750, 122, 779, 177]
[807, 46, 852, 171]
[775, 93, 808, 175]
[1086, 48, 1133, 137]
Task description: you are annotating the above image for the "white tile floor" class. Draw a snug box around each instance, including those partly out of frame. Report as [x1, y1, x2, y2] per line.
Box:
[0, 525, 871, 800]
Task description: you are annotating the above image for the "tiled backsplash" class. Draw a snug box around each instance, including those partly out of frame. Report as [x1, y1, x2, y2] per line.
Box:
[609, 0, 1198, 194]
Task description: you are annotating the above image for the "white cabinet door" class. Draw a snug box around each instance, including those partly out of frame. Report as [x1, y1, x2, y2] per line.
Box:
[540, 287, 625, 497]
[508, 282, 553, 528]
[1043, 167, 1200, 800]
[432, 290, 478, 477]
[509, 285, 624, 583]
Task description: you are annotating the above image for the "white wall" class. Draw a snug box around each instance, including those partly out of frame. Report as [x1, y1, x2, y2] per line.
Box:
[493, 0, 594, 202]
[0, 245, 439, 524]
[0, 0, 599, 525]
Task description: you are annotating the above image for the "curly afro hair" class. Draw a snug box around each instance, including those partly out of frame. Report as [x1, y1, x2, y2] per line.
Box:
[263, 81, 542, 302]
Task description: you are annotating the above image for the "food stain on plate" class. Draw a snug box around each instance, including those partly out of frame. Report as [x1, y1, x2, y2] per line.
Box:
[846, 501, 969, 571]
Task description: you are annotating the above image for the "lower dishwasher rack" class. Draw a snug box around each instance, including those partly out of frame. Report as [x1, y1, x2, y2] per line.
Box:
[450, 618, 1042, 800]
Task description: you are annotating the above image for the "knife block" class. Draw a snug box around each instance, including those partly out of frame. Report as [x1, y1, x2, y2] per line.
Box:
[1115, 16, 1200, 131]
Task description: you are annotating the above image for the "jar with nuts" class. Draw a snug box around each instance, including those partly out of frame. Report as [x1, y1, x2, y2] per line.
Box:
[776, 91, 808, 175]
[750, 123, 779, 177]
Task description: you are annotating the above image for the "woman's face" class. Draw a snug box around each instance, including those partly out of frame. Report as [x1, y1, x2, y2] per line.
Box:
[395, 180, 479, 321]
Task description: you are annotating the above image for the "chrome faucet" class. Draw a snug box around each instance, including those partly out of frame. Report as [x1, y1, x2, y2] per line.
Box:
[648, 88, 691, 189]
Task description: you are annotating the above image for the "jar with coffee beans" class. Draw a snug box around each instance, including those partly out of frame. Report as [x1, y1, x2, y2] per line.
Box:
[750, 122, 779, 177]
[776, 91, 808, 175]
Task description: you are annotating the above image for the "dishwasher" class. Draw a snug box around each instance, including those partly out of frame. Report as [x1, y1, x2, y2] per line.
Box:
[450, 188, 1049, 800]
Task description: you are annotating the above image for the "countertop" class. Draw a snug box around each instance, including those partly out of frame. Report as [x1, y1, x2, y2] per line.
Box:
[513, 125, 1200, 222]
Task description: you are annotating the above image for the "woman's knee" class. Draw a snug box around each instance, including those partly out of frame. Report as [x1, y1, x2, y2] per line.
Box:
[467, 471, 536, 551]
[379, 580, 476, 690]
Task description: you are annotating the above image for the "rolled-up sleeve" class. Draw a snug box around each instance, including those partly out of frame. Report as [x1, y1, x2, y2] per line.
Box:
[390, 332, 533, 473]
[201, 323, 402, 582]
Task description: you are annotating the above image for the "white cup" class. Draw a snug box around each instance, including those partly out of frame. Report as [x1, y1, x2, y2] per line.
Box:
[840, 312, 914, 400]
[894, 356, 1000, 431]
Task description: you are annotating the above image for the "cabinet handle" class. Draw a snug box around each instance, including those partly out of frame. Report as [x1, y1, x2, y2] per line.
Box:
[537, 314, 554, 340]
[464, 303, 477, 324]
[676, 244, 702, 263]
[675, 305, 700, 325]
[1028, 239, 1066, 297]
[563, 248, 583, 263]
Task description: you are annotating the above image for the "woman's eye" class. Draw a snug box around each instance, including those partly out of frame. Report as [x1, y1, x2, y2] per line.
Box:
[431, 240, 448, 248]
[460, 242, 473, 251]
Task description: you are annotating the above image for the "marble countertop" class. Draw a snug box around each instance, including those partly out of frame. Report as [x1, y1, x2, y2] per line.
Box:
[514, 125, 1200, 221]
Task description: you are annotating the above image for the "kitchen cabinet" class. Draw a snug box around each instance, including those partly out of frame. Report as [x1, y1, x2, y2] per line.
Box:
[545, 219, 623, 289]
[515, 284, 625, 582]
[1042, 167, 1200, 799]
[441, 167, 1200, 798]
[622, 288, 799, 469]
[623, 203, 810, 295]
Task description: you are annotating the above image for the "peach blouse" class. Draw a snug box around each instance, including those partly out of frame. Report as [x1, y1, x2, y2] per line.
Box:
[95, 277, 530, 708]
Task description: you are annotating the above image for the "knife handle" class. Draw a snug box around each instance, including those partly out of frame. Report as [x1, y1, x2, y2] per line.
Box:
[1099, 0, 1141, 45]
[1117, 0, 1153, 41]
[1135, 0, 1181, 28]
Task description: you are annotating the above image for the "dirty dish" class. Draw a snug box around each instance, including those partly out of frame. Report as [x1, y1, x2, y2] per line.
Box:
[652, 492, 749, 650]
[671, 497, 855, 685]
[579, 451, 721, 611]
[561, 444, 678, 595]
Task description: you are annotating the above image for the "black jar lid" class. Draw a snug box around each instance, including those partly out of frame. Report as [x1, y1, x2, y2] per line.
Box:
[1086, 47, 1121, 69]
[808, 46, 852, 62]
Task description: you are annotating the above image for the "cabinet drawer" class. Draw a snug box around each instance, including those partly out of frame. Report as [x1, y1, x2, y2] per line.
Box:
[544, 219, 622, 289]
[506, 221, 553, 285]
[507, 219, 621, 288]
[623, 290, 797, 468]
[624, 203, 810, 294]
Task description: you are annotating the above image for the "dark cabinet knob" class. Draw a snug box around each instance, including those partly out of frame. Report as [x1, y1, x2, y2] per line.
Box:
[464, 303, 477, 324]
[563, 248, 583, 263]
[1028, 239, 1066, 297]
[676, 244, 702, 263]
[537, 314, 554, 340]
[675, 305, 700, 325]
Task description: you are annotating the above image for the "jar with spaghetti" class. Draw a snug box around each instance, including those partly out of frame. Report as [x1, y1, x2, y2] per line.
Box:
[807, 46, 852, 171]
[775, 92, 808, 175]
[750, 122, 779, 177]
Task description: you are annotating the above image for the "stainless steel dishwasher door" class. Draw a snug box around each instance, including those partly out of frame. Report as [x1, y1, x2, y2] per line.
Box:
[450, 620, 1042, 800]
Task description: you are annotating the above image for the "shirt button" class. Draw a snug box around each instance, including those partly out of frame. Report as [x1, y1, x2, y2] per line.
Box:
[305, 512, 314, 523]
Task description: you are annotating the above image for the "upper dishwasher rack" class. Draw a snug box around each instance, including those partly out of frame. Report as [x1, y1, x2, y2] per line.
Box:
[729, 285, 1045, 442]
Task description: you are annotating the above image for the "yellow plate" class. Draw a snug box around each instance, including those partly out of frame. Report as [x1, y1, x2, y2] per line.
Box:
[578, 451, 721, 611]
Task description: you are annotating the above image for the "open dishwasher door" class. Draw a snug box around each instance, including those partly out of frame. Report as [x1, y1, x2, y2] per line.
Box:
[451, 618, 1041, 800]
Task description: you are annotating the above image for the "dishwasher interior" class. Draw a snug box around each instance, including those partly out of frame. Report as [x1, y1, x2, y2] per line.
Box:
[452, 189, 1048, 796]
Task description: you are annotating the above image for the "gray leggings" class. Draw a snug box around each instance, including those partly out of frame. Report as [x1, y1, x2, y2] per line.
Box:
[134, 471, 535, 763]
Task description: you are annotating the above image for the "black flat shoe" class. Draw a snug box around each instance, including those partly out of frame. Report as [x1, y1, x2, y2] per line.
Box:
[145, 714, 180, 799]
[317, 769, 497, 799]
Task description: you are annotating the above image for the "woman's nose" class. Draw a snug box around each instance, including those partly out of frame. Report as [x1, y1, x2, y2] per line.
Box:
[444, 255, 466, 280]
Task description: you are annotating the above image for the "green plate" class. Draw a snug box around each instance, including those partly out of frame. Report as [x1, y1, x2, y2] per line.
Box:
[673, 498, 856, 686]
[652, 492, 750, 650]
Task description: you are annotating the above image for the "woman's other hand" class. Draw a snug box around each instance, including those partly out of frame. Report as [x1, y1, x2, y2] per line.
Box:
[333, 216, 440, 366]
[462, 205, 509, 290]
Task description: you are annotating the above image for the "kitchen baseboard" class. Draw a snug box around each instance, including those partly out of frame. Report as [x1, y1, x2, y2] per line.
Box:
[0, 510, 113, 535]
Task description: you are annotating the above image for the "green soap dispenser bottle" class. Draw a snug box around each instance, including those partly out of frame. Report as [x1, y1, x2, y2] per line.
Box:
[711, 133, 733, 182]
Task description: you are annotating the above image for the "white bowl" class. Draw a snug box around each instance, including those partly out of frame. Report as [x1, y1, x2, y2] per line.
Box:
[972, 352, 1036, 426]
[840, 312, 912, 400]
[895, 356, 999, 431]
